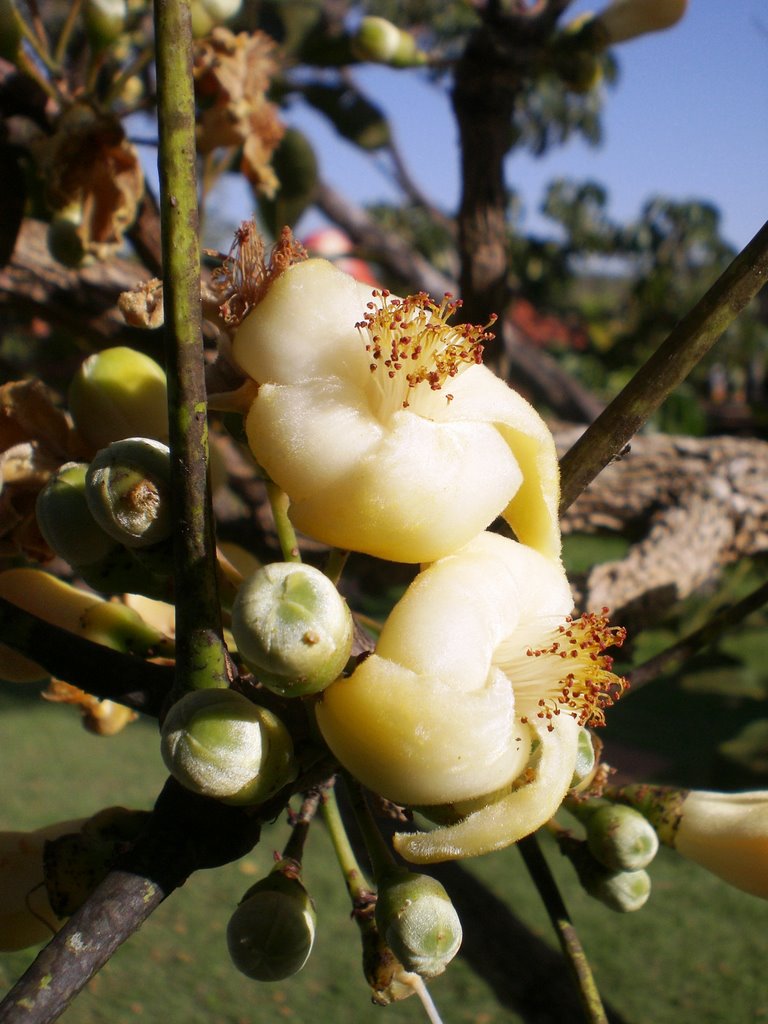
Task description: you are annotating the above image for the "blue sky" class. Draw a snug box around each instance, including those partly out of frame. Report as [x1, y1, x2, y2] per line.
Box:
[283, 0, 767, 252]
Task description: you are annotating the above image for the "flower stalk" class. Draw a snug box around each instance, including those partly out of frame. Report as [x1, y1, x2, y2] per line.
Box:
[518, 834, 609, 1024]
[560, 218, 768, 512]
[154, 0, 228, 693]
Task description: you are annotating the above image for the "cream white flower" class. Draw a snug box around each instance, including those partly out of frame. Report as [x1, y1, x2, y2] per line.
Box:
[232, 260, 560, 563]
[316, 532, 626, 862]
[613, 785, 768, 900]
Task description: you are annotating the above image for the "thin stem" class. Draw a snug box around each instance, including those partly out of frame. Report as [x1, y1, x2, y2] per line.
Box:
[344, 775, 398, 880]
[324, 548, 349, 586]
[320, 780, 373, 902]
[53, 0, 83, 65]
[627, 578, 768, 693]
[154, 0, 229, 693]
[560, 219, 768, 512]
[282, 789, 323, 864]
[266, 480, 301, 562]
[518, 834, 608, 1024]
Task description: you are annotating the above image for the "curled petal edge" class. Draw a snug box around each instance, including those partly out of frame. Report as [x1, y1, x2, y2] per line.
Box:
[393, 715, 580, 864]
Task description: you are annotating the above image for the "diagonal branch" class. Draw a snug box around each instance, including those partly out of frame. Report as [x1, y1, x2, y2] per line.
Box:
[559, 219, 768, 512]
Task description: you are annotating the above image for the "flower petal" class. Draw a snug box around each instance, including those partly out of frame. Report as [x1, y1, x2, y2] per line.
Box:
[376, 532, 571, 682]
[317, 659, 529, 806]
[232, 260, 371, 385]
[245, 379, 382, 499]
[288, 416, 523, 563]
[442, 366, 561, 559]
[392, 714, 580, 863]
[676, 791, 768, 900]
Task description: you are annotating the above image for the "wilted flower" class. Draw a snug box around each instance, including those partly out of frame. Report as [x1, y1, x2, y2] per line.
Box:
[612, 784, 768, 900]
[35, 104, 144, 262]
[232, 259, 561, 563]
[194, 28, 285, 197]
[0, 380, 76, 560]
[317, 532, 626, 862]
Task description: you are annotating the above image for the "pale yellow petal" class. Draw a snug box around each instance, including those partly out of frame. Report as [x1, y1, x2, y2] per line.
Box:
[316, 659, 529, 806]
[232, 260, 371, 385]
[442, 365, 561, 559]
[392, 715, 580, 863]
[677, 792, 768, 900]
[289, 416, 522, 563]
[376, 533, 571, 683]
[245, 380, 382, 500]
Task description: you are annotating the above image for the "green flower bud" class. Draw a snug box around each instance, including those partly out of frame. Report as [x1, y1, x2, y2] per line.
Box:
[374, 868, 462, 979]
[84, 0, 127, 47]
[160, 689, 297, 805]
[68, 346, 168, 454]
[567, 842, 651, 912]
[190, 0, 241, 37]
[231, 563, 354, 697]
[585, 803, 659, 871]
[36, 462, 119, 568]
[227, 862, 316, 981]
[85, 438, 172, 549]
[47, 207, 88, 268]
[353, 16, 426, 68]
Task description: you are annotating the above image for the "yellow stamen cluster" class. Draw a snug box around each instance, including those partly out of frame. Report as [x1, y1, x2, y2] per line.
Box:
[498, 610, 627, 731]
[357, 291, 496, 411]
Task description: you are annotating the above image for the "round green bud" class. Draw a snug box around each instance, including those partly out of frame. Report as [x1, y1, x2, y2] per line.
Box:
[353, 16, 425, 68]
[587, 864, 651, 913]
[568, 843, 651, 913]
[160, 689, 297, 805]
[84, 0, 127, 47]
[85, 437, 172, 549]
[36, 462, 119, 568]
[47, 209, 88, 269]
[227, 865, 316, 981]
[586, 803, 659, 871]
[231, 563, 354, 697]
[374, 868, 462, 979]
[68, 346, 168, 454]
[190, 0, 241, 37]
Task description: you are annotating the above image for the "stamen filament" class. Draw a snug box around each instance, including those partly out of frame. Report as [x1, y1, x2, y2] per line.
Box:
[495, 610, 628, 731]
[357, 290, 496, 419]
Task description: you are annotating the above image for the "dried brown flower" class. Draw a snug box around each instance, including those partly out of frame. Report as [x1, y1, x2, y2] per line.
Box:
[194, 28, 285, 197]
[35, 104, 144, 261]
[0, 381, 77, 560]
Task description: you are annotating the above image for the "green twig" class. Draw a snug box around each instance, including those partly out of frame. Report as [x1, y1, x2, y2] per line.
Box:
[266, 479, 302, 562]
[560, 219, 768, 512]
[154, 0, 228, 693]
[324, 548, 349, 586]
[627, 578, 768, 693]
[518, 834, 608, 1024]
[320, 779, 373, 902]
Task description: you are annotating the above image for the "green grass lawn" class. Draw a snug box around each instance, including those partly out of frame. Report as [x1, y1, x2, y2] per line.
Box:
[1, 672, 767, 1024]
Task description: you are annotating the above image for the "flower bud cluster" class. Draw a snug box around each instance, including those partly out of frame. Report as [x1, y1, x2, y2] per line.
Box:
[35, 347, 175, 600]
